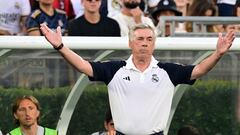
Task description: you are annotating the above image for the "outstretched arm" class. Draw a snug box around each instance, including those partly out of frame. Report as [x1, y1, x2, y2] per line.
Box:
[191, 31, 235, 80]
[40, 24, 93, 77]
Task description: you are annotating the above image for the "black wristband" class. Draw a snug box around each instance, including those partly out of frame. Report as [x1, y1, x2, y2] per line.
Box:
[54, 43, 64, 50]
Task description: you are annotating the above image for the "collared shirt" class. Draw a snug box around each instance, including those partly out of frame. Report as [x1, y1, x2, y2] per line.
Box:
[89, 55, 195, 135]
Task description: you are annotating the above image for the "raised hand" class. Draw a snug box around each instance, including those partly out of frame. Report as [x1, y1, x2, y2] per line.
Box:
[130, 7, 142, 24]
[40, 23, 62, 48]
[216, 31, 235, 56]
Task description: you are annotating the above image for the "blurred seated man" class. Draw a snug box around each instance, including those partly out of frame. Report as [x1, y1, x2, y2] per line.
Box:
[91, 108, 115, 135]
[7, 95, 58, 135]
[151, 0, 183, 36]
[0, 0, 31, 35]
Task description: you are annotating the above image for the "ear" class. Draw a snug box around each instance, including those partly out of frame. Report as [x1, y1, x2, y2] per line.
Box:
[14, 113, 19, 120]
[36, 110, 40, 118]
[104, 121, 108, 130]
[129, 40, 133, 49]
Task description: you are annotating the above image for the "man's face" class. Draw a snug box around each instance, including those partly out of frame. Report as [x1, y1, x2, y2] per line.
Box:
[104, 120, 115, 132]
[122, 0, 141, 9]
[225, 25, 237, 33]
[83, 0, 101, 13]
[14, 99, 40, 127]
[129, 28, 155, 57]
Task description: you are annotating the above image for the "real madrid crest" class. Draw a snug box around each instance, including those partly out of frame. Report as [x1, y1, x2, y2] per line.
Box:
[15, 2, 20, 9]
[151, 74, 159, 83]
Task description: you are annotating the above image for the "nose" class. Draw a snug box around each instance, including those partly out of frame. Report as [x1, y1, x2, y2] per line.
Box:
[141, 38, 149, 47]
[141, 44, 148, 47]
[25, 109, 30, 116]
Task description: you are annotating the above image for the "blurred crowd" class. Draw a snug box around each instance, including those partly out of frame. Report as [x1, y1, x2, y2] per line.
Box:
[0, 0, 240, 37]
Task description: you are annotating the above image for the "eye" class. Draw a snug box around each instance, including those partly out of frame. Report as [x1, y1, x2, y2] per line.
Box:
[18, 108, 26, 112]
[147, 38, 153, 42]
[136, 37, 144, 41]
[29, 106, 34, 110]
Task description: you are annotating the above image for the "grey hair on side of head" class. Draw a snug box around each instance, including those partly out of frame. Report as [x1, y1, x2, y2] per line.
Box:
[128, 23, 156, 41]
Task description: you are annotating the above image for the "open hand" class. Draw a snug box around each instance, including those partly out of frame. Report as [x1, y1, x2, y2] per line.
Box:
[40, 23, 62, 48]
[216, 31, 235, 56]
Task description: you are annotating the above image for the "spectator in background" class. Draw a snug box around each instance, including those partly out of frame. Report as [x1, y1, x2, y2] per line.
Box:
[26, 0, 68, 36]
[151, 0, 183, 36]
[223, 24, 239, 33]
[68, 0, 120, 36]
[7, 95, 58, 135]
[0, 130, 2, 135]
[91, 108, 115, 135]
[0, 0, 31, 35]
[177, 125, 200, 135]
[217, 0, 237, 16]
[112, 0, 155, 36]
[186, 0, 217, 32]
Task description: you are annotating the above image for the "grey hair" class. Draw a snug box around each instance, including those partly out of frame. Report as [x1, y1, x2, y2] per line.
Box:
[128, 23, 156, 41]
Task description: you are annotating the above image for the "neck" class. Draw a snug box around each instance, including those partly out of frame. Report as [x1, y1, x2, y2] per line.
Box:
[132, 55, 151, 72]
[20, 124, 38, 135]
[121, 8, 132, 16]
[84, 12, 100, 23]
[40, 4, 54, 16]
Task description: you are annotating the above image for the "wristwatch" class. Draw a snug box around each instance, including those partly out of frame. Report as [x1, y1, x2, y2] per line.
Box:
[54, 43, 64, 50]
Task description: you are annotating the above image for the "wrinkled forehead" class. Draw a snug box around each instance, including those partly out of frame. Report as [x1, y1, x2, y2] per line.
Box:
[18, 99, 37, 109]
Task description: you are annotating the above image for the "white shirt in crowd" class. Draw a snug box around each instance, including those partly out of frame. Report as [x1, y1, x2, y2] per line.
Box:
[217, 0, 236, 5]
[0, 0, 30, 35]
[112, 13, 155, 36]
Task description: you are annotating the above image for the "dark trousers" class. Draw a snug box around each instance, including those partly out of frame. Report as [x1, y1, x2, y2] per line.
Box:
[217, 3, 235, 16]
[116, 131, 164, 135]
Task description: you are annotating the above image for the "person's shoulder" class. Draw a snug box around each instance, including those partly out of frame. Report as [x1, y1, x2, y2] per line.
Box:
[111, 12, 124, 20]
[104, 16, 118, 22]
[6, 127, 21, 135]
[101, 16, 119, 25]
[69, 15, 85, 26]
[44, 127, 58, 135]
[30, 9, 42, 18]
